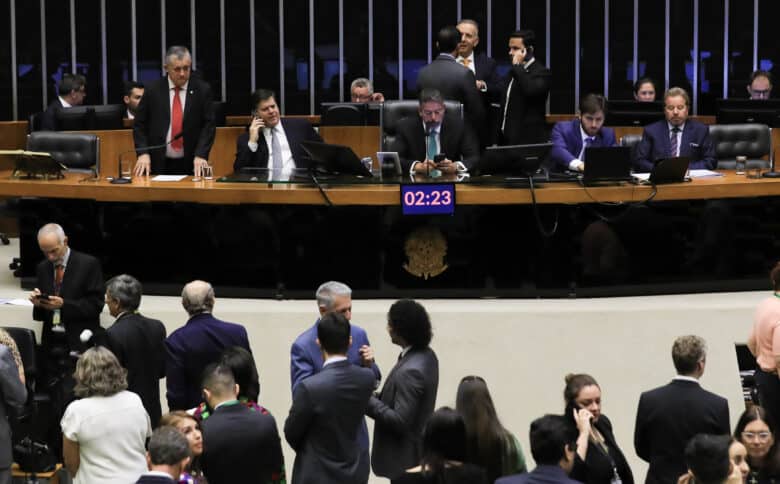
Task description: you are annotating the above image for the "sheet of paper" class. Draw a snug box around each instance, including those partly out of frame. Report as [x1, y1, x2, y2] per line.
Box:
[151, 175, 188, 182]
[0, 298, 33, 306]
[688, 169, 723, 178]
[632, 173, 650, 181]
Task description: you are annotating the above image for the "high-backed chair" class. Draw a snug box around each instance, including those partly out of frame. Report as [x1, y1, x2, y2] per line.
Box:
[26, 131, 100, 173]
[380, 100, 463, 151]
[708, 123, 771, 170]
[27, 112, 43, 134]
[620, 133, 643, 164]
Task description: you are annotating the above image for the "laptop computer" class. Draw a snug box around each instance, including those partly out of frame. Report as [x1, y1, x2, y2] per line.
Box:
[476, 143, 552, 176]
[582, 146, 632, 184]
[633, 156, 691, 184]
[300, 140, 372, 177]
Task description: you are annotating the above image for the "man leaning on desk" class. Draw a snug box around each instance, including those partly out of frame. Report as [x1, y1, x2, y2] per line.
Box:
[633, 87, 716, 172]
[133, 45, 216, 177]
[233, 89, 322, 176]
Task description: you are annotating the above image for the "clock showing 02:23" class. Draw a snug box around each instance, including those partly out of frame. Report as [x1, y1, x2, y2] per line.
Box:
[400, 183, 456, 215]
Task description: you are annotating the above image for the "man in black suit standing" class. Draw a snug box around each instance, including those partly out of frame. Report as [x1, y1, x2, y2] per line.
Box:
[416, 25, 486, 142]
[499, 30, 552, 145]
[393, 88, 480, 174]
[456, 19, 501, 103]
[367, 299, 439, 483]
[284, 312, 376, 484]
[133, 45, 215, 176]
[136, 426, 191, 484]
[233, 89, 322, 176]
[104, 274, 166, 426]
[200, 364, 285, 484]
[40, 73, 87, 131]
[634, 335, 730, 484]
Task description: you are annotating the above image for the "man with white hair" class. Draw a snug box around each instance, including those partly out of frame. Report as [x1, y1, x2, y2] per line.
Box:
[164, 280, 251, 410]
[350, 78, 385, 103]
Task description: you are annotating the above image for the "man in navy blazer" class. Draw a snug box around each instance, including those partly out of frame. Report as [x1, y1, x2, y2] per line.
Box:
[290, 281, 380, 484]
[285, 312, 377, 484]
[165, 280, 252, 410]
[233, 89, 322, 174]
[496, 415, 580, 484]
[550, 93, 616, 173]
[136, 427, 192, 484]
[634, 87, 716, 172]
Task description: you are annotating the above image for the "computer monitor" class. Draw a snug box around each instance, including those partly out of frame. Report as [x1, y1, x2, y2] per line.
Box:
[476, 143, 552, 176]
[320, 102, 369, 126]
[715, 99, 780, 126]
[55, 106, 91, 131]
[55, 104, 125, 130]
[300, 140, 372, 176]
[605, 100, 665, 126]
[90, 104, 125, 130]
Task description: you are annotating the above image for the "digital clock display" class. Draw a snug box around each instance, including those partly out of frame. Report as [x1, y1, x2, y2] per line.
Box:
[400, 183, 456, 215]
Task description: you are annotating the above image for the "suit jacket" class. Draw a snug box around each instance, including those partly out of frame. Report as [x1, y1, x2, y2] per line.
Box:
[33, 249, 104, 353]
[416, 54, 486, 136]
[474, 52, 502, 103]
[0, 346, 26, 469]
[550, 119, 617, 172]
[284, 359, 376, 484]
[570, 414, 633, 484]
[164, 313, 251, 410]
[633, 119, 716, 172]
[201, 402, 284, 484]
[634, 379, 730, 484]
[40, 99, 63, 131]
[496, 465, 581, 484]
[133, 76, 216, 174]
[367, 346, 439, 479]
[393, 115, 480, 172]
[233, 118, 323, 172]
[105, 312, 167, 426]
[500, 58, 552, 145]
[135, 473, 176, 484]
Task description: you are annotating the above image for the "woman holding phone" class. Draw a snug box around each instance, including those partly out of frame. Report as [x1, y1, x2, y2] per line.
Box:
[564, 373, 633, 484]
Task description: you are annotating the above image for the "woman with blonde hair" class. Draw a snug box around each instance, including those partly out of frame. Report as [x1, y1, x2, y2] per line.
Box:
[159, 411, 206, 484]
[60, 346, 150, 484]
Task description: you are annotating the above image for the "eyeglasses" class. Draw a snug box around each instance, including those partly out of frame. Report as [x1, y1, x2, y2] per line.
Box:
[742, 431, 772, 442]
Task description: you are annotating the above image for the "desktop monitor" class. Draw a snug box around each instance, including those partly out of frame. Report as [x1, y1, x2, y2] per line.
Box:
[715, 99, 780, 126]
[476, 143, 552, 176]
[55, 106, 91, 131]
[605, 100, 665, 126]
[55, 104, 124, 130]
[300, 140, 372, 176]
[90, 104, 124, 130]
[320, 102, 369, 126]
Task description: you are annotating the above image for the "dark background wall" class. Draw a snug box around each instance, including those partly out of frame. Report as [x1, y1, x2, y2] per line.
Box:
[1, 0, 777, 120]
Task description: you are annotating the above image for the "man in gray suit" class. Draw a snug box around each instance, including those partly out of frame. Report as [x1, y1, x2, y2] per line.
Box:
[0, 345, 26, 484]
[284, 312, 376, 484]
[367, 299, 439, 483]
[417, 25, 486, 143]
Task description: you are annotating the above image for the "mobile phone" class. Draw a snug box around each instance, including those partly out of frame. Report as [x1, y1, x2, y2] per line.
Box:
[35, 293, 51, 300]
[434, 154, 446, 164]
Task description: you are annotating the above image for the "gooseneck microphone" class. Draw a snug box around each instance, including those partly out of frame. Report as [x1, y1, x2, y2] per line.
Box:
[112, 131, 185, 184]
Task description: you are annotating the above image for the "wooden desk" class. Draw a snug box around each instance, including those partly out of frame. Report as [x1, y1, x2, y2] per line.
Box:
[12, 463, 62, 483]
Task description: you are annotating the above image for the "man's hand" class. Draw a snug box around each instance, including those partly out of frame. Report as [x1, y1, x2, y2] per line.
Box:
[436, 158, 457, 174]
[248, 117, 265, 144]
[359, 345, 375, 367]
[476, 80, 487, 91]
[512, 47, 527, 65]
[193, 157, 209, 178]
[29, 289, 63, 310]
[413, 160, 438, 174]
[371, 92, 385, 103]
[134, 154, 151, 177]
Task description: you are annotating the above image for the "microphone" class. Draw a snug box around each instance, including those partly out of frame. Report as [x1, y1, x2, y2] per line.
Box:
[113, 131, 185, 184]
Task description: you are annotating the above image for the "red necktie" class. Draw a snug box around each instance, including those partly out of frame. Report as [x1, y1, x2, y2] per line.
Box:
[54, 264, 64, 296]
[171, 87, 183, 151]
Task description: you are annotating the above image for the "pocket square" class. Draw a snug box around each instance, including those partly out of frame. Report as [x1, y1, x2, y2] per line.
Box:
[689, 142, 700, 148]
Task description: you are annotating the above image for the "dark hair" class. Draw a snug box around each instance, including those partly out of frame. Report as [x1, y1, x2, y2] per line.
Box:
[420, 407, 468, 478]
[579, 94, 607, 116]
[388, 299, 433, 348]
[148, 426, 191, 466]
[105, 274, 142, 312]
[219, 346, 260, 402]
[317, 312, 351, 355]
[685, 434, 731, 484]
[770, 261, 780, 292]
[456, 376, 521, 482]
[751, 70, 773, 86]
[436, 25, 461, 53]
[201, 363, 236, 399]
[419, 88, 444, 106]
[123, 80, 144, 97]
[563, 373, 600, 407]
[529, 414, 577, 465]
[509, 30, 536, 50]
[734, 406, 780, 476]
[251, 89, 277, 111]
[633, 77, 657, 95]
[58, 73, 86, 96]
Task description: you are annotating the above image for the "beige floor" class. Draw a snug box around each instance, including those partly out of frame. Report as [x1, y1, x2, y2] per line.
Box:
[0, 239, 758, 483]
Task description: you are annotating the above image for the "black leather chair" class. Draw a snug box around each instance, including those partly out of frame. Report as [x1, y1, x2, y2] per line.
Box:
[26, 131, 100, 173]
[27, 113, 43, 134]
[620, 133, 643, 163]
[708, 123, 771, 170]
[380, 100, 463, 151]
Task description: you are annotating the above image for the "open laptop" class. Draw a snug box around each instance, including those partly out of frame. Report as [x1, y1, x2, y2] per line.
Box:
[582, 146, 632, 185]
[633, 156, 691, 184]
[300, 140, 372, 177]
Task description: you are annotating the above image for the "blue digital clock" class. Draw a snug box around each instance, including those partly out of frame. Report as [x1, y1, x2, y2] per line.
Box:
[400, 183, 456, 215]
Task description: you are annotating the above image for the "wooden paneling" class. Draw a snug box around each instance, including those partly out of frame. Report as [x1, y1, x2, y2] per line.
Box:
[319, 126, 381, 162]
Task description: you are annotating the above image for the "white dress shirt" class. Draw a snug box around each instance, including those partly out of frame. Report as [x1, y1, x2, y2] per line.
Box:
[166, 77, 189, 159]
[247, 122, 296, 178]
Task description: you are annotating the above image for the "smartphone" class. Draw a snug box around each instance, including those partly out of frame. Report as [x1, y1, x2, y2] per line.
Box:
[434, 154, 447, 164]
[35, 293, 51, 300]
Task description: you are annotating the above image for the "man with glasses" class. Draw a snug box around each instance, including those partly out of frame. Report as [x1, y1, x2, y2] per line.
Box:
[634, 335, 730, 484]
[633, 86, 716, 172]
[133, 45, 216, 176]
[350, 78, 385, 103]
[40, 73, 87, 131]
[748, 70, 773, 100]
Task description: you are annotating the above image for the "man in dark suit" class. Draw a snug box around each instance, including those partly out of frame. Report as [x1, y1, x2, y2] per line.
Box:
[133, 45, 216, 176]
[136, 426, 191, 484]
[633, 87, 716, 172]
[499, 30, 552, 146]
[367, 299, 439, 483]
[233, 88, 322, 175]
[550, 93, 616, 172]
[285, 311, 376, 484]
[393, 88, 480, 174]
[123, 80, 145, 120]
[0, 345, 26, 484]
[497, 415, 581, 484]
[456, 19, 501, 103]
[104, 274, 166, 426]
[416, 25, 485, 141]
[40, 73, 87, 131]
[634, 335, 730, 484]
[200, 363, 285, 484]
[164, 280, 252, 410]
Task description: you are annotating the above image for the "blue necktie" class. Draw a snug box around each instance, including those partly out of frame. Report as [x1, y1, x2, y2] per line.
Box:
[670, 127, 681, 157]
[581, 136, 595, 160]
